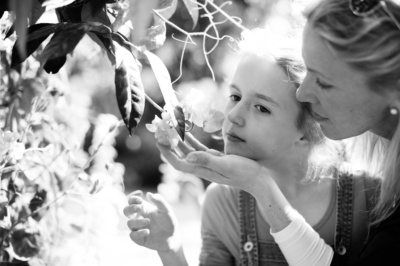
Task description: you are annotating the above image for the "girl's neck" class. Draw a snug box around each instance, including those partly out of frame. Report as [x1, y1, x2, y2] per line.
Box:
[258, 157, 310, 198]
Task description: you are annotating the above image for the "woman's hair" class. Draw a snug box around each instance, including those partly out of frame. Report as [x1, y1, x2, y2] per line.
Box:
[236, 29, 344, 181]
[305, 0, 400, 224]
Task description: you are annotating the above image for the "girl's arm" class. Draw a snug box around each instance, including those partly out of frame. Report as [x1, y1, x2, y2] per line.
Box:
[157, 143, 333, 266]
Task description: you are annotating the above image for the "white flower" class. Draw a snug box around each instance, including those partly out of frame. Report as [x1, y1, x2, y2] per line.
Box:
[146, 112, 180, 149]
[0, 130, 25, 161]
[180, 89, 224, 133]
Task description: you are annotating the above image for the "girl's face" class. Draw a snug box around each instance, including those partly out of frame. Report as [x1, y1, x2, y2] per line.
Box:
[222, 54, 304, 165]
[296, 24, 392, 140]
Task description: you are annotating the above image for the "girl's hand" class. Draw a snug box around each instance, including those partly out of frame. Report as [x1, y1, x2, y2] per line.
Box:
[156, 136, 267, 195]
[123, 191, 182, 253]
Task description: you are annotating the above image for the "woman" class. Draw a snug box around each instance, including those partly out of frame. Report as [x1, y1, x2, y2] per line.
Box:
[149, 0, 400, 265]
[124, 29, 376, 266]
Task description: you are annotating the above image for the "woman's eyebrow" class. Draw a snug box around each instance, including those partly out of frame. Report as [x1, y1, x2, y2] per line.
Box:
[306, 67, 332, 81]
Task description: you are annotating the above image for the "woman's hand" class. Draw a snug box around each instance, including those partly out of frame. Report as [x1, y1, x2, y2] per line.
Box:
[123, 191, 182, 253]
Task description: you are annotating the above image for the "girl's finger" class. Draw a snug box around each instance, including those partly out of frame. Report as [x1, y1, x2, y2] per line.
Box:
[128, 195, 143, 205]
[123, 204, 143, 218]
[185, 133, 208, 151]
[127, 218, 150, 230]
[129, 229, 150, 246]
[177, 140, 195, 155]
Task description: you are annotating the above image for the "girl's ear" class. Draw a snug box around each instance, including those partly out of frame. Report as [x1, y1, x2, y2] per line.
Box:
[295, 135, 309, 147]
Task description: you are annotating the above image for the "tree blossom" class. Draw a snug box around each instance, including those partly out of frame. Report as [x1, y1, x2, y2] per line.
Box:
[0, 130, 25, 161]
[146, 112, 180, 149]
[180, 88, 224, 133]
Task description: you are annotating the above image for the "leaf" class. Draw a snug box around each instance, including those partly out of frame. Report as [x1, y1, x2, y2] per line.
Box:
[41, 23, 88, 73]
[182, 0, 198, 29]
[11, 23, 61, 68]
[81, 1, 111, 26]
[157, 0, 178, 20]
[31, 0, 46, 24]
[143, 50, 182, 136]
[55, 0, 84, 23]
[114, 41, 145, 134]
[174, 105, 185, 141]
[42, 0, 76, 10]
[129, 0, 158, 44]
[43, 55, 66, 73]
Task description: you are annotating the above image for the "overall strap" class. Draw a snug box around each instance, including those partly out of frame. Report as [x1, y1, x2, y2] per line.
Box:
[335, 172, 353, 257]
[238, 190, 259, 266]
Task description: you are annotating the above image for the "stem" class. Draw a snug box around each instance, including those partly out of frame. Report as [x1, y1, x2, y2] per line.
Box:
[145, 94, 164, 113]
[206, 0, 248, 32]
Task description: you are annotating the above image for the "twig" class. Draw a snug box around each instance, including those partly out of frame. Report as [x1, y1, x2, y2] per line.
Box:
[145, 94, 164, 113]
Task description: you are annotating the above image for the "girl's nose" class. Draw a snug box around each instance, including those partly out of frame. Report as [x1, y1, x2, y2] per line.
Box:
[227, 103, 245, 127]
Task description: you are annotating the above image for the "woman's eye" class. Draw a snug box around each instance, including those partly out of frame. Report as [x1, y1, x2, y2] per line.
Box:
[256, 105, 270, 114]
[229, 94, 241, 102]
[316, 78, 333, 89]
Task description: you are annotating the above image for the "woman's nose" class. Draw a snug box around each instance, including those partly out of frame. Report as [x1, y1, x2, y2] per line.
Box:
[296, 75, 317, 104]
[227, 104, 245, 127]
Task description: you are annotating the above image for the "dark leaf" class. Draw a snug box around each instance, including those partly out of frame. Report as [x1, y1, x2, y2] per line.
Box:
[0, 1, 9, 19]
[89, 32, 115, 63]
[114, 41, 145, 134]
[5, 24, 15, 39]
[11, 23, 60, 68]
[81, 1, 111, 26]
[174, 105, 185, 141]
[31, 0, 46, 24]
[182, 0, 199, 29]
[41, 23, 88, 72]
[43, 55, 66, 73]
[56, 0, 84, 23]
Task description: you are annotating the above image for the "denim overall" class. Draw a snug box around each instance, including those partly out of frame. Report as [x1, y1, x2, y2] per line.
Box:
[238, 172, 373, 266]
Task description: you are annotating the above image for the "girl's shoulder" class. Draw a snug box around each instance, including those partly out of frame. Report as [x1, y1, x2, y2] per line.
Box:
[202, 184, 240, 215]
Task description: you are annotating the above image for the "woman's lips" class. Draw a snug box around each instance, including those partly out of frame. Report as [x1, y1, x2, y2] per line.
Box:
[312, 111, 328, 122]
[226, 132, 245, 142]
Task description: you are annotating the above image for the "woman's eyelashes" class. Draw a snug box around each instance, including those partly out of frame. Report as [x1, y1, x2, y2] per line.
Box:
[316, 77, 333, 89]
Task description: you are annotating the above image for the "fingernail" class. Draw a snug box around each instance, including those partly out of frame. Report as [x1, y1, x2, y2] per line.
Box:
[186, 155, 197, 163]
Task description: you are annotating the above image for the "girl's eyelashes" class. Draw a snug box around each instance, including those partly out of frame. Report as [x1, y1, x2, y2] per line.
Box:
[255, 105, 271, 114]
[316, 77, 333, 89]
[229, 94, 241, 102]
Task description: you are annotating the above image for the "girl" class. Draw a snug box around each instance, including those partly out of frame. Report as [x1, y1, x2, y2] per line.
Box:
[124, 30, 375, 266]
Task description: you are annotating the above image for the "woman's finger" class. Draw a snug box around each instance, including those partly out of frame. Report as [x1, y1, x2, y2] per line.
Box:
[177, 140, 195, 155]
[127, 218, 150, 230]
[128, 195, 143, 205]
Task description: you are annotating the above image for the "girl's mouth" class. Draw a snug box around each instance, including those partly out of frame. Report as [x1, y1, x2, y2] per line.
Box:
[226, 132, 245, 142]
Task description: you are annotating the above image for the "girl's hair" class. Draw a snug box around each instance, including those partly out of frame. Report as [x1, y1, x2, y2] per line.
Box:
[237, 29, 344, 181]
[305, 0, 400, 224]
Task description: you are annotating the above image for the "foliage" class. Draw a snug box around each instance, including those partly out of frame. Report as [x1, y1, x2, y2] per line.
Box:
[0, 0, 253, 264]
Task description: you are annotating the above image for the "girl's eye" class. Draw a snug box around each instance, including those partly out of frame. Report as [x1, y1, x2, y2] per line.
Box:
[316, 78, 333, 89]
[256, 105, 270, 114]
[229, 94, 241, 102]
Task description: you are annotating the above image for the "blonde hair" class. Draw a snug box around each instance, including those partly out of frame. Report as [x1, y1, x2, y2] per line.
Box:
[237, 28, 344, 181]
[305, 0, 400, 223]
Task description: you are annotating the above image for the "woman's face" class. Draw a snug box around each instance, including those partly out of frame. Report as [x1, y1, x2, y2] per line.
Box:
[296, 24, 391, 140]
[222, 54, 304, 165]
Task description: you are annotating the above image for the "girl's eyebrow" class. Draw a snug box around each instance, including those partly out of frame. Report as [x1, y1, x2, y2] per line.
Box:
[230, 84, 279, 107]
[255, 93, 280, 107]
